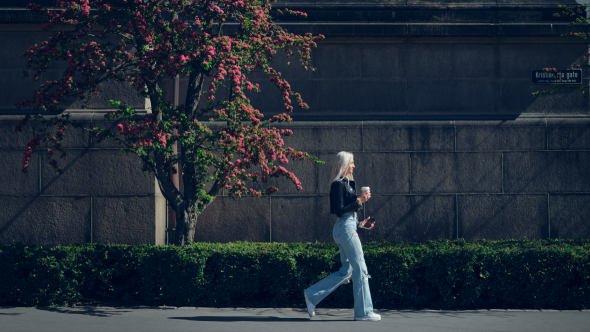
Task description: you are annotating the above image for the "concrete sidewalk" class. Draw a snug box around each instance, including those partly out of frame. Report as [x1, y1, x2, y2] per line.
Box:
[1, 307, 589, 332]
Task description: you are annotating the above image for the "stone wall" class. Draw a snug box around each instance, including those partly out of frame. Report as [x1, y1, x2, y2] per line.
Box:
[1, 0, 589, 245]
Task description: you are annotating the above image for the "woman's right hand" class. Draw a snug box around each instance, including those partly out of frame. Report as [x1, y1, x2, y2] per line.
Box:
[359, 190, 371, 204]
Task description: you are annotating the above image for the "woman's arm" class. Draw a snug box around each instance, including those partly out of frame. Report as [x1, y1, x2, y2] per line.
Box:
[330, 181, 362, 216]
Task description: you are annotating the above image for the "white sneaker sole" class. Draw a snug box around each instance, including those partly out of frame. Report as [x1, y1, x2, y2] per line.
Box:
[303, 291, 315, 317]
[354, 315, 381, 321]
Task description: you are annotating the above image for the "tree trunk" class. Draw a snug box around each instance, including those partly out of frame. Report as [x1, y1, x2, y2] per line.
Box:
[173, 201, 198, 245]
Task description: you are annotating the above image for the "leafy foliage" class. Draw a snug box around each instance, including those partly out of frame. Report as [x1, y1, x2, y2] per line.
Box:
[14, 0, 325, 244]
[533, 3, 590, 96]
[2, 239, 589, 309]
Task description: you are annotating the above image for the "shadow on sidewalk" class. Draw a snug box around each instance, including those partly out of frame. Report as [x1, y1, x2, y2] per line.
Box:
[169, 316, 347, 322]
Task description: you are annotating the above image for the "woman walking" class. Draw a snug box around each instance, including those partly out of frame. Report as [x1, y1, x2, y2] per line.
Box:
[303, 151, 380, 321]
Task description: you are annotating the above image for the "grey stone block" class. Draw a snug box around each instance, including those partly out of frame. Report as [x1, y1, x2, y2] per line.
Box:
[456, 119, 546, 151]
[504, 151, 590, 193]
[318, 152, 410, 195]
[402, 44, 452, 78]
[275, 122, 362, 152]
[194, 196, 270, 243]
[411, 152, 502, 193]
[498, 43, 587, 79]
[0, 196, 90, 246]
[92, 196, 156, 245]
[500, 79, 589, 114]
[499, 44, 553, 79]
[363, 122, 455, 152]
[312, 44, 362, 79]
[549, 194, 590, 239]
[155, 193, 167, 246]
[0, 69, 62, 110]
[247, 79, 316, 117]
[452, 44, 496, 79]
[0, 120, 41, 150]
[246, 157, 320, 195]
[0, 118, 89, 149]
[41, 149, 154, 195]
[0, 32, 69, 70]
[67, 80, 147, 109]
[547, 118, 590, 150]
[248, 49, 313, 81]
[361, 44, 403, 78]
[0, 150, 39, 195]
[458, 194, 548, 240]
[89, 120, 125, 148]
[316, 79, 408, 114]
[271, 196, 334, 243]
[453, 79, 497, 113]
[407, 79, 455, 113]
[407, 79, 496, 114]
[360, 195, 456, 243]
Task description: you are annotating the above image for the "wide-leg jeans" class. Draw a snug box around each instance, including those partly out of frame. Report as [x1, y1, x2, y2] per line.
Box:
[304, 212, 374, 318]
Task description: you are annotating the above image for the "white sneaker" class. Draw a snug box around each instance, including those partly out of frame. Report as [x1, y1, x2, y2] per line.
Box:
[354, 313, 381, 321]
[303, 291, 315, 317]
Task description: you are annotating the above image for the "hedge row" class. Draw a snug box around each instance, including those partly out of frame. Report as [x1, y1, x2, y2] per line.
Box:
[1, 240, 589, 309]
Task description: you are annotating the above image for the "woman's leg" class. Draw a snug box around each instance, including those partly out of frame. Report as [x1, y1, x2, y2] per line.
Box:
[304, 243, 353, 306]
[304, 218, 354, 307]
[338, 231, 374, 318]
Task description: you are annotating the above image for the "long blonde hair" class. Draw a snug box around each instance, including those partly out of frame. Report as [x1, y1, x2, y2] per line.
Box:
[329, 151, 354, 190]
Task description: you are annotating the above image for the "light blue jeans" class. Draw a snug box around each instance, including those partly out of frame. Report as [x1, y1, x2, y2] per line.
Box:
[304, 212, 374, 317]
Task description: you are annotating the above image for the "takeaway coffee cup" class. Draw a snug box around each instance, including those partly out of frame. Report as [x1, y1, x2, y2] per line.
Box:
[361, 187, 370, 194]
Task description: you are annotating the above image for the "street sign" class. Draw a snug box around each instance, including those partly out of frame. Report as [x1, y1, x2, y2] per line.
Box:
[531, 69, 582, 84]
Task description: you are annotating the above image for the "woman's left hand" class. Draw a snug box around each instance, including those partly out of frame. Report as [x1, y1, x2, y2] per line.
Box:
[359, 216, 375, 230]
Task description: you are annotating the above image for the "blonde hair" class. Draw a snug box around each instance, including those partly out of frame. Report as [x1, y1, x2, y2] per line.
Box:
[329, 151, 354, 190]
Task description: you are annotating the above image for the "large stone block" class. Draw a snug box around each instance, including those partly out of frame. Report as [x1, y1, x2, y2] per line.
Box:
[92, 196, 156, 245]
[318, 152, 410, 195]
[407, 79, 496, 114]
[360, 195, 456, 243]
[549, 194, 590, 239]
[0, 32, 69, 70]
[455, 119, 546, 151]
[247, 79, 316, 117]
[452, 44, 496, 79]
[0, 118, 90, 150]
[361, 44, 403, 78]
[67, 80, 147, 109]
[499, 44, 553, 79]
[41, 149, 154, 195]
[453, 79, 497, 113]
[0, 69, 62, 110]
[402, 44, 453, 78]
[411, 152, 502, 193]
[500, 79, 589, 114]
[312, 43, 362, 79]
[504, 151, 590, 193]
[499, 43, 587, 79]
[458, 194, 548, 240]
[0, 196, 90, 246]
[271, 196, 334, 243]
[276, 121, 362, 153]
[316, 79, 408, 114]
[246, 157, 320, 195]
[363, 121, 455, 152]
[194, 196, 270, 243]
[0, 150, 39, 195]
[547, 118, 590, 150]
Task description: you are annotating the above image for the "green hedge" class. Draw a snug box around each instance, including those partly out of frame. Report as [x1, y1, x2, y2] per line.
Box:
[1, 240, 589, 309]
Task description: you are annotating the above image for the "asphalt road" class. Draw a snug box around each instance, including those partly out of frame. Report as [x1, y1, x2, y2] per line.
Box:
[1, 307, 589, 332]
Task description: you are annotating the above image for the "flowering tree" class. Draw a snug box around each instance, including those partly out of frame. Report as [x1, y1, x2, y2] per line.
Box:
[533, 3, 590, 97]
[15, 0, 324, 245]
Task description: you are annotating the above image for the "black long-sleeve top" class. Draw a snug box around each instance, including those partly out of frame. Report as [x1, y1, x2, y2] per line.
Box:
[330, 177, 363, 217]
